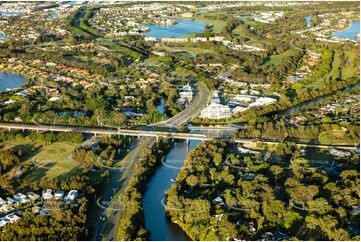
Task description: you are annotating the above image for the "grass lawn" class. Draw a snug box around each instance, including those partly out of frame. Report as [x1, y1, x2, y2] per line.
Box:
[342, 49, 360, 79]
[20, 142, 81, 181]
[155, 45, 214, 56]
[263, 49, 297, 66]
[318, 130, 356, 145]
[232, 24, 250, 37]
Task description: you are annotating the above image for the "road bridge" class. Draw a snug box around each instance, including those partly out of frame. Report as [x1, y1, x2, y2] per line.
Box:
[0, 122, 357, 150]
[0, 122, 210, 141]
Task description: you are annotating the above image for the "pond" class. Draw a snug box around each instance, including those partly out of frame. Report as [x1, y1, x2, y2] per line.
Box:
[144, 18, 206, 39]
[156, 97, 166, 114]
[49, 13, 59, 19]
[331, 21, 360, 41]
[305, 16, 312, 28]
[0, 72, 25, 92]
[57, 110, 87, 118]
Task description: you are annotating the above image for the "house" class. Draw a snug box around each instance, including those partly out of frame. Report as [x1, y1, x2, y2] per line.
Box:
[212, 196, 223, 204]
[48, 96, 61, 102]
[40, 208, 49, 217]
[243, 173, 257, 180]
[5, 213, 20, 223]
[160, 38, 188, 43]
[65, 190, 78, 202]
[6, 197, 18, 206]
[13, 193, 27, 201]
[232, 106, 248, 114]
[237, 147, 254, 154]
[42, 189, 53, 200]
[27, 192, 40, 201]
[0, 219, 9, 227]
[54, 191, 65, 200]
[32, 206, 41, 214]
[213, 213, 223, 221]
[329, 148, 351, 158]
[0, 197, 5, 206]
[209, 36, 225, 42]
[144, 36, 156, 42]
[0, 204, 12, 213]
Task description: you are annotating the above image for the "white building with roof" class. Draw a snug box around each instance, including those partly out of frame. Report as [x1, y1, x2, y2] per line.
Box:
[179, 84, 193, 101]
[200, 102, 232, 120]
[42, 189, 53, 200]
[65, 190, 78, 202]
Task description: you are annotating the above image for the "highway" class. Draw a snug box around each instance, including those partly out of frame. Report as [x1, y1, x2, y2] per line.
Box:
[153, 81, 210, 127]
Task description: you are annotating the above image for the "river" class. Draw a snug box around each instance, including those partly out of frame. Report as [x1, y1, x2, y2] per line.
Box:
[142, 128, 234, 241]
[0, 72, 25, 92]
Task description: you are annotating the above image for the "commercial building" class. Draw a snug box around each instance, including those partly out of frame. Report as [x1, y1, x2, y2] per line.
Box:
[200, 102, 232, 120]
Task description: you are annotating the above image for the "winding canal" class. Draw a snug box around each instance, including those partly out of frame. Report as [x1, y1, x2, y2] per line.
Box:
[142, 128, 234, 241]
[277, 82, 360, 116]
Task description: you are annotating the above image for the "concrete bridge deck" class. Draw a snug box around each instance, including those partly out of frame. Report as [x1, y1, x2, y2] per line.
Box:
[0, 122, 357, 150]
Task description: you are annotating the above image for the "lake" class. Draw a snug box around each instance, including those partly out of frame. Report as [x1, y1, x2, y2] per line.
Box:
[331, 21, 360, 41]
[0, 72, 25, 92]
[144, 18, 206, 39]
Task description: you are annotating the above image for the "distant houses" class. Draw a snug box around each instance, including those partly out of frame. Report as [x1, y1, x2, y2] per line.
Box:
[0, 189, 80, 227]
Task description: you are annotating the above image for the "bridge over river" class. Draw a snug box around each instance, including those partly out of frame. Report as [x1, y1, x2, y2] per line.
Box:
[0, 122, 356, 150]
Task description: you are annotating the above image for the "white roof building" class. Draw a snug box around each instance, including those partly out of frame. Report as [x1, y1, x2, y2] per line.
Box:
[232, 106, 248, 114]
[5, 213, 20, 223]
[42, 189, 53, 200]
[65, 190, 78, 202]
[249, 97, 277, 107]
[54, 191, 65, 200]
[200, 102, 232, 120]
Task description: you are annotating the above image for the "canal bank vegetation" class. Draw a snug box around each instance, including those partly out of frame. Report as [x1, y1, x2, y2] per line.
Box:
[116, 138, 171, 240]
[166, 140, 360, 241]
[236, 87, 360, 145]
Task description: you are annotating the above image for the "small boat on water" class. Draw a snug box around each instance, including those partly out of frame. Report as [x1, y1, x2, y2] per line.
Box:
[171, 178, 177, 183]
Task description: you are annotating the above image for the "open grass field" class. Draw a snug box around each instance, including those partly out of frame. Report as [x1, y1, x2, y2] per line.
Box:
[23, 142, 81, 181]
[319, 130, 356, 145]
[342, 49, 360, 79]
[263, 49, 298, 66]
